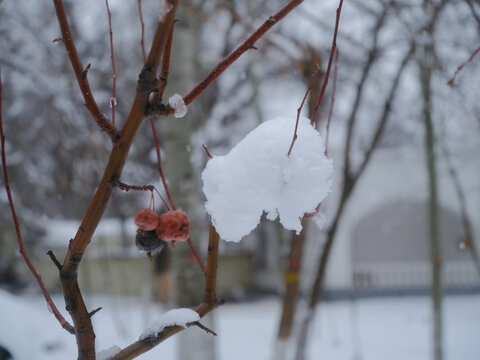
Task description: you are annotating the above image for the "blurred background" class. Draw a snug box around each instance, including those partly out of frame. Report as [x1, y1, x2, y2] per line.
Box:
[0, 0, 479, 359]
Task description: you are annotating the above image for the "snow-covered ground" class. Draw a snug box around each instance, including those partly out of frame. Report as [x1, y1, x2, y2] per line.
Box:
[0, 289, 478, 359]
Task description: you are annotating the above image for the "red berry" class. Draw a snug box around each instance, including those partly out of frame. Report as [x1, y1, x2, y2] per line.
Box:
[134, 209, 159, 231]
[155, 210, 190, 242]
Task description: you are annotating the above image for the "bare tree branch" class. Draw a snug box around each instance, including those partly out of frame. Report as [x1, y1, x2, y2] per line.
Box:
[52, 0, 119, 141]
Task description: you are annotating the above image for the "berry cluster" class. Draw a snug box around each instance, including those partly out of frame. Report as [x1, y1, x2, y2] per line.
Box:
[134, 209, 190, 256]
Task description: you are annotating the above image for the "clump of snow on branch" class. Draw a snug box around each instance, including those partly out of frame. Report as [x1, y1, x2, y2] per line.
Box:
[97, 345, 121, 360]
[168, 93, 187, 118]
[202, 116, 333, 242]
[139, 308, 200, 341]
[158, 1, 173, 22]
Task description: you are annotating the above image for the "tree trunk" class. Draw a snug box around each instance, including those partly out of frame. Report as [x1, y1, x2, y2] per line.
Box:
[420, 34, 443, 360]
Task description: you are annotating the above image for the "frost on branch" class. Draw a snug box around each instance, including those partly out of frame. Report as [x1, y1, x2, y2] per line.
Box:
[202, 117, 333, 242]
[168, 93, 187, 118]
[139, 308, 200, 340]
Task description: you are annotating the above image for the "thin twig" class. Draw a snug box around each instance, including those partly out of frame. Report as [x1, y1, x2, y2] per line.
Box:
[150, 119, 176, 210]
[0, 72, 75, 335]
[189, 321, 217, 336]
[137, 0, 147, 63]
[325, 48, 339, 156]
[447, 45, 480, 87]
[202, 144, 213, 159]
[155, 21, 176, 102]
[47, 250, 63, 271]
[89, 307, 103, 318]
[186, 236, 207, 275]
[137, 1, 205, 275]
[52, 0, 119, 141]
[105, 0, 118, 127]
[287, 66, 320, 156]
[182, 0, 304, 106]
[310, 0, 344, 125]
[115, 180, 170, 211]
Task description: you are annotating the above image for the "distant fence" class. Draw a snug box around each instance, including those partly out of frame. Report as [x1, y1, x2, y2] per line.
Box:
[353, 261, 480, 290]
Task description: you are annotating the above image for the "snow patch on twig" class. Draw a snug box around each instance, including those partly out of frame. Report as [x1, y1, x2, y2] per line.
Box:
[139, 308, 200, 340]
[202, 117, 333, 242]
[168, 93, 187, 118]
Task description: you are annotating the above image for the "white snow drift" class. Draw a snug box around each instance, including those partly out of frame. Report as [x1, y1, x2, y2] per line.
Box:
[202, 116, 333, 242]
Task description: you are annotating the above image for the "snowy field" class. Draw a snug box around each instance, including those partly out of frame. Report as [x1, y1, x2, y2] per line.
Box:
[0, 289, 479, 359]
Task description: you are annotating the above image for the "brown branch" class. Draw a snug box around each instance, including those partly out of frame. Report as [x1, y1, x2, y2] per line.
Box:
[447, 45, 480, 87]
[189, 320, 217, 336]
[182, 0, 304, 106]
[325, 48, 339, 156]
[105, 0, 118, 127]
[55, 2, 179, 358]
[155, 20, 176, 102]
[150, 118, 176, 210]
[310, 0, 344, 125]
[0, 73, 75, 335]
[186, 236, 207, 275]
[287, 66, 320, 156]
[47, 250, 63, 270]
[52, 0, 119, 141]
[110, 222, 221, 360]
[116, 180, 154, 192]
[204, 223, 220, 304]
[202, 144, 213, 159]
[137, 0, 147, 63]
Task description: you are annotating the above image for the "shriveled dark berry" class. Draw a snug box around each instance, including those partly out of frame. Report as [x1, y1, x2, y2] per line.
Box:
[135, 230, 166, 255]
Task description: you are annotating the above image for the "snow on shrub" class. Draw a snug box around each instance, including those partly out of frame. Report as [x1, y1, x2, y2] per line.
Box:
[168, 93, 187, 118]
[139, 308, 200, 340]
[202, 116, 333, 242]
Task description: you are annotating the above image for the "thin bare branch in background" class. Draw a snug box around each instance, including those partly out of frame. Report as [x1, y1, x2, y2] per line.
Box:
[447, 45, 480, 86]
[325, 48, 339, 156]
[295, 46, 414, 360]
[0, 71, 74, 335]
